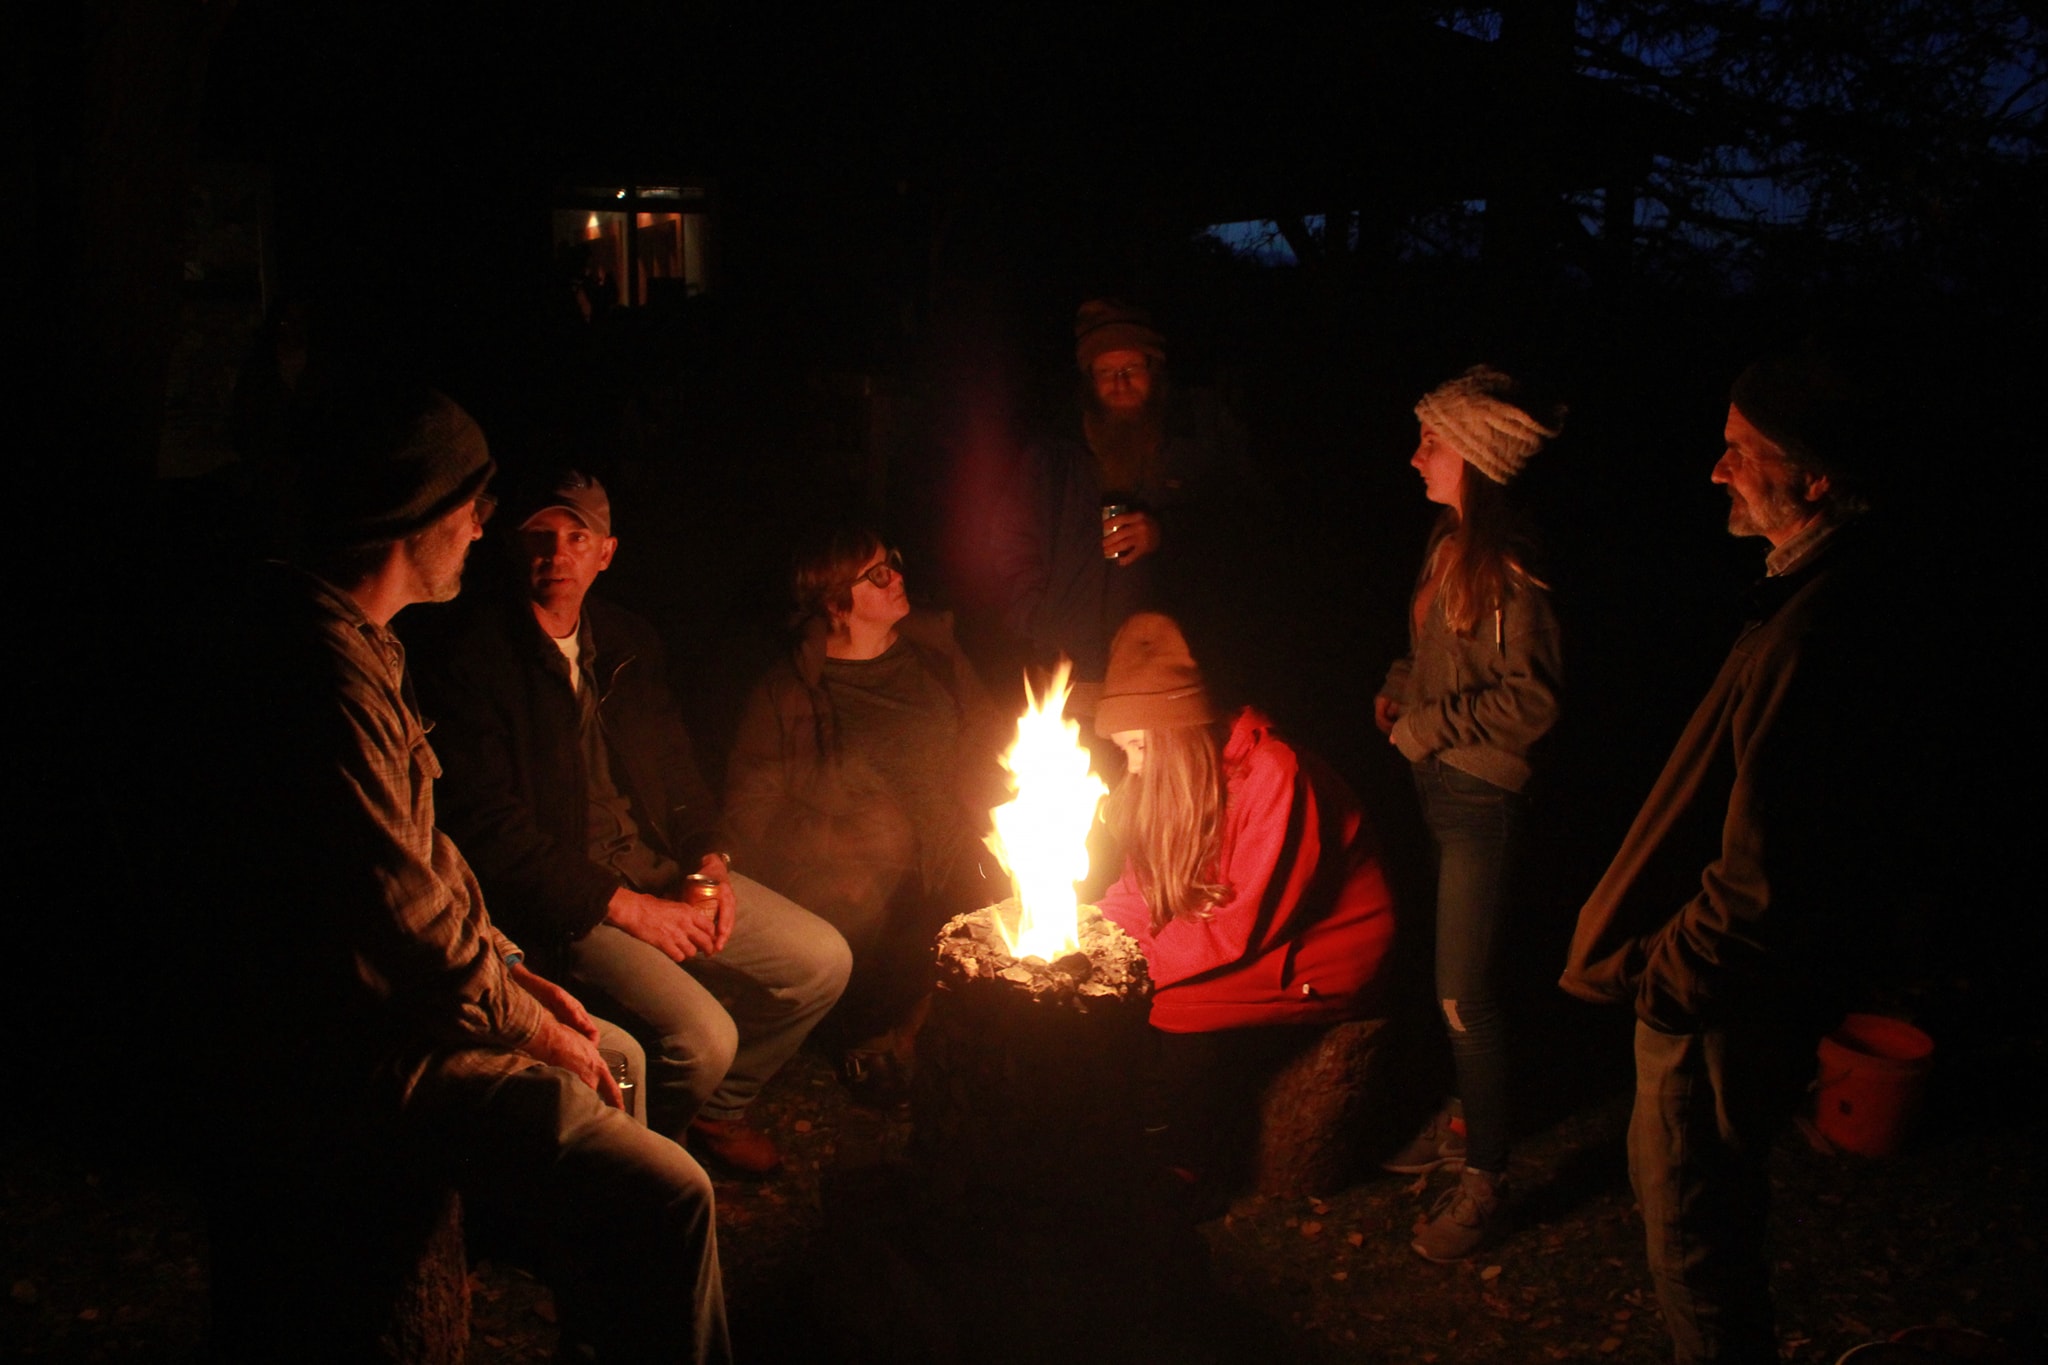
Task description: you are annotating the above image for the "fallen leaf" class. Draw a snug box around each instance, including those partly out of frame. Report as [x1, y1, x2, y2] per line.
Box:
[533, 1298, 558, 1324]
[1300, 1221, 1323, 1238]
[78, 1307, 100, 1322]
[1310, 1199, 1331, 1215]
[1331, 1271, 1349, 1282]
[1481, 1264, 1503, 1281]
[1346, 1232, 1365, 1248]
[793, 1120, 813, 1134]
[1599, 1337, 1622, 1353]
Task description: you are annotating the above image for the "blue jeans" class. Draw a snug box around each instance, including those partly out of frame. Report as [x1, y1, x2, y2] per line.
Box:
[563, 873, 851, 1136]
[1413, 757, 1524, 1176]
[1631, 1021, 1812, 1364]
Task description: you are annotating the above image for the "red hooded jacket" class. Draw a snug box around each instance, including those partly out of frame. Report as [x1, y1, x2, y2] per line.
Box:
[1098, 709, 1396, 1032]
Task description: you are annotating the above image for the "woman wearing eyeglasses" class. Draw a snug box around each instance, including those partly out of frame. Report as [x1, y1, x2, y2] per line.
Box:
[1375, 366, 1564, 1263]
[1094, 613, 1396, 1203]
[727, 527, 1009, 1101]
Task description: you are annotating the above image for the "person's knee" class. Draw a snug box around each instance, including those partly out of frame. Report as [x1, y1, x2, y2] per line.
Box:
[661, 1006, 739, 1079]
[810, 923, 854, 1000]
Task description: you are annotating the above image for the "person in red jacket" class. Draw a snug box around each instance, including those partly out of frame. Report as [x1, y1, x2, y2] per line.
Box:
[1092, 613, 1397, 1192]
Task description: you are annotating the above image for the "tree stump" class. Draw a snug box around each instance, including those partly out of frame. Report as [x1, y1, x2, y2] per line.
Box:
[207, 1156, 470, 1364]
[911, 900, 1151, 1202]
[1251, 1016, 1389, 1197]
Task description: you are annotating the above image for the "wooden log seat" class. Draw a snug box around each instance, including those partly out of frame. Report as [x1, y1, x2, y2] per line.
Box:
[206, 1155, 469, 1364]
[1251, 1015, 1390, 1198]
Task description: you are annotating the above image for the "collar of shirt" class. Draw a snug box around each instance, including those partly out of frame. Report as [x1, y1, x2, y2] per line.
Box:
[1765, 511, 1845, 578]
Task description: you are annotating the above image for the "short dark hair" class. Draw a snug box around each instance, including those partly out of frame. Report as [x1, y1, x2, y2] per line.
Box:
[791, 525, 887, 623]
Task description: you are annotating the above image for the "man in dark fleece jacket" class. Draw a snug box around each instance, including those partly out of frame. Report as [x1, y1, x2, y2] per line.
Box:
[1562, 354, 1901, 1365]
[418, 470, 848, 1177]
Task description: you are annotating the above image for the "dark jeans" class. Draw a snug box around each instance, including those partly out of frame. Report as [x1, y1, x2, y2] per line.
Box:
[1413, 757, 1525, 1176]
[1631, 1021, 1814, 1364]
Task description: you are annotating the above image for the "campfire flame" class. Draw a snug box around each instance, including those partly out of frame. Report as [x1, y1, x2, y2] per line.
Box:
[984, 662, 1109, 961]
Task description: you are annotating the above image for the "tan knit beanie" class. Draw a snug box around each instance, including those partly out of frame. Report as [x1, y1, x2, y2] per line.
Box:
[1095, 613, 1217, 736]
[1075, 299, 1167, 372]
[1413, 365, 1562, 485]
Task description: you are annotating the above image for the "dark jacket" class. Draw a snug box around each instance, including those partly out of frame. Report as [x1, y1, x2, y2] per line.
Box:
[991, 389, 1250, 684]
[725, 610, 1007, 938]
[1560, 522, 1896, 1034]
[415, 593, 734, 956]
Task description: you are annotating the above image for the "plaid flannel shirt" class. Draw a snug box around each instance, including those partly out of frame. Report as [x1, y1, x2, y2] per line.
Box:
[300, 570, 548, 1096]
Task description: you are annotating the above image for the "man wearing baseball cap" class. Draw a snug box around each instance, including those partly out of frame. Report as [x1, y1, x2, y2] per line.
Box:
[207, 385, 727, 1362]
[418, 469, 850, 1178]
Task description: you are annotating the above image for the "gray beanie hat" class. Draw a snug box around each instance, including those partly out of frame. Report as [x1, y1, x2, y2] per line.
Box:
[1414, 365, 1562, 485]
[300, 384, 494, 546]
[1730, 353, 1868, 483]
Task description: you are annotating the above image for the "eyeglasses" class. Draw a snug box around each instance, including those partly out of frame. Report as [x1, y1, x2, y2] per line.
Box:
[1092, 362, 1149, 385]
[472, 493, 499, 528]
[845, 547, 904, 590]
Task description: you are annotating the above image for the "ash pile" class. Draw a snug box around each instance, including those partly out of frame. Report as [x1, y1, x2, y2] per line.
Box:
[929, 900, 1149, 1005]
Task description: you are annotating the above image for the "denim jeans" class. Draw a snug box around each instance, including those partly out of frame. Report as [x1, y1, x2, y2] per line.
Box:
[563, 872, 851, 1136]
[407, 1022, 731, 1364]
[1630, 1021, 1812, 1364]
[1413, 757, 1524, 1176]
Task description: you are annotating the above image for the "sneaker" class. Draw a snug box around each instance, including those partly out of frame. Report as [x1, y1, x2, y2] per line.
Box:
[1410, 1166, 1504, 1263]
[687, 1116, 783, 1178]
[1381, 1101, 1467, 1174]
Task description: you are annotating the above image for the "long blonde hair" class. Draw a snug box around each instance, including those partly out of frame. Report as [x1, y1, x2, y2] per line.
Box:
[1107, 721, 1233, 933]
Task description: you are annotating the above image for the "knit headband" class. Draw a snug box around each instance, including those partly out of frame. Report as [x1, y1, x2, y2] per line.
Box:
[1413, 365, 1562, 485]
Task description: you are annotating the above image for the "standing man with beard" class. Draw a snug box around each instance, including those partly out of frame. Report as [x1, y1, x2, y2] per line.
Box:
[1561, 354, 1897, 1364]
[993, 300, 1248, 724]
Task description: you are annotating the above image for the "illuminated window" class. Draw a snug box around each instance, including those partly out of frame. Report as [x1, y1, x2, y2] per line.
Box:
[552, 183, 713, 311]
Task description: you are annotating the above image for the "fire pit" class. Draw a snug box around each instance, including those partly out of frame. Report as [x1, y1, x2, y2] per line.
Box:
[909, 667, 1155, 1199]
[912, 898, 1151, 1199]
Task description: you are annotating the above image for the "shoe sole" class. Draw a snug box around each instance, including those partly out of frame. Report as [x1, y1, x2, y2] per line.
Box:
[684, 1137, 783, 1180]
[1409, 1235, 1484, 1264]
[1380, 1154, 1468, 1176]
[693, 1153, 782, 1181]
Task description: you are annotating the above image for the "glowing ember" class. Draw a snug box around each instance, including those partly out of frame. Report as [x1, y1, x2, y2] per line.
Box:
[983, 662, 1109, 962]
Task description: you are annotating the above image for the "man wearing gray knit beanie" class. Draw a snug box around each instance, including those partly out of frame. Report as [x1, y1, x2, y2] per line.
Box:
[209, 380, 730, 1361]
[1564, 352, 1895, 1365]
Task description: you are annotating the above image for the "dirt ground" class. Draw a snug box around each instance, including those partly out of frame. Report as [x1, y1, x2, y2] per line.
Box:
[5, 992, 2041, 1364]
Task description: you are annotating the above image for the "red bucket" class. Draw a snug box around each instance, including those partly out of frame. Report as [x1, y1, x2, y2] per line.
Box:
[1813, 1014, 1934, 1157]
